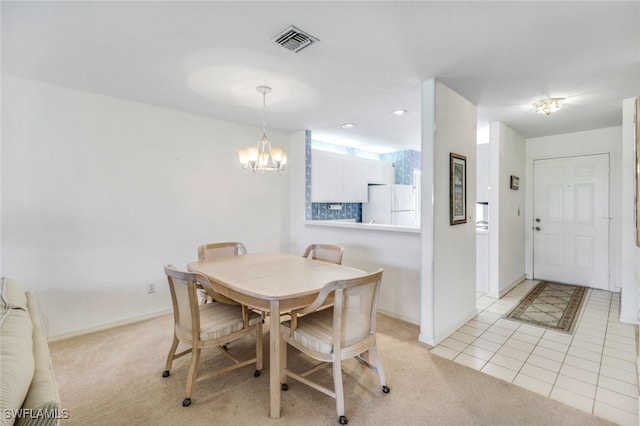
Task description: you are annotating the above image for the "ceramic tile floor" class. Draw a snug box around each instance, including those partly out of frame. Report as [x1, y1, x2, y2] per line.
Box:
[431, 280, 639, 426]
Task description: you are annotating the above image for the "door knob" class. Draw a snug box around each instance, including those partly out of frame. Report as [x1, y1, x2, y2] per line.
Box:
[535, 226, 541, 231]
[535, 218, 541, 223]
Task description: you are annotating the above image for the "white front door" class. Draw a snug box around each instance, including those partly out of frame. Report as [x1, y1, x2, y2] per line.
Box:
[533, 154, 610, 290]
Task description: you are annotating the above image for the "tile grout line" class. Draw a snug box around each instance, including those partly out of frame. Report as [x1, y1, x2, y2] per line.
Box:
[480, 287, 596, 402]
[466, 291, 537, 383]
[485, 284, 554, 392]
[452, 294, 518, 369]
[436, 284, 639, 423]
[575, 289, 600, 415]
[527, 290, 595, 401]
[590, 289, 611, 415]
[594, 292, 640, 416]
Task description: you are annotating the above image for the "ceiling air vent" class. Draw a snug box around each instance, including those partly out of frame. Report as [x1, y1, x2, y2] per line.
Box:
[272, 25, 319, 53]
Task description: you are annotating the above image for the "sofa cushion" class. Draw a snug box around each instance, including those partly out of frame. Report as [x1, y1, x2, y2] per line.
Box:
[16, 292, 60, 426]
[0, 308, 35, 424]
[1, 277, 28, 311]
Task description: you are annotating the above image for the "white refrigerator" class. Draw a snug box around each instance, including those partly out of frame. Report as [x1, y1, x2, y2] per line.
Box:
[362, 184, 417, 226]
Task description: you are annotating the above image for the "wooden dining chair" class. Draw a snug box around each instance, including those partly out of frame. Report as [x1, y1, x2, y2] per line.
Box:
[197, 242, 247, 303]
[162, 264, 263, 407]
[198, 241, 247, 261]
[280, 268, 389, 425]
[302, 244, 344, 265]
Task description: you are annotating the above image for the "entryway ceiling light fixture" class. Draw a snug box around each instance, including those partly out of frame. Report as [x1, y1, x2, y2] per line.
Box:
[534, 97, 565, 115]
[238, 86, 287, 174]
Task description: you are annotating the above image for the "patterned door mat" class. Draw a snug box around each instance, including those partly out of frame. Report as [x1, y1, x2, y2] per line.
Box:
[503, 281, 588, 334]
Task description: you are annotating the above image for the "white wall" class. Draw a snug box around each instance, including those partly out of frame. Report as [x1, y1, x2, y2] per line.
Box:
[620, 98, 639, 324]
[288, 132, 422, 324]
[476, 143, 490, 203]
[488, 122, 526, 297]
[0, 72, 2, 275]
[420, 80, 477, 345]
[420, 79, 436, 341]
[1, 76, 291, 338]
[525, 126, 622, 293]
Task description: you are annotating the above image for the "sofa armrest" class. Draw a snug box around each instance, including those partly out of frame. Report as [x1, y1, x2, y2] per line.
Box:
[16, 293, 60, 426]
[1, 277, 35, 426]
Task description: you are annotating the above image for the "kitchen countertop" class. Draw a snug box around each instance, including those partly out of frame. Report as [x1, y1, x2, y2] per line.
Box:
[305, 220, 420, 234]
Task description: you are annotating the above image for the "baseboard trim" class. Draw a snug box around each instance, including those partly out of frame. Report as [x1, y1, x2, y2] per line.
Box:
[47, 307, 173, 342]
[487, 275, 526, 299]
[418, 332, 434, 347]
[377, 308, 419, 326]
[618, 314, 639, 325]
[419, 309, 478, 347]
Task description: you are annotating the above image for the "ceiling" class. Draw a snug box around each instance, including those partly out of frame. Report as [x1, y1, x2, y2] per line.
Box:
[2, 1, 639, 153]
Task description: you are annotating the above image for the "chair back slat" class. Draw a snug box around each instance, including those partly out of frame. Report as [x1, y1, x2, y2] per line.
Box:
[303, 244, 344, 265]
[164, 265, 200, 335]
[341, 281, 378, 345]
[198, 242, 247, 261]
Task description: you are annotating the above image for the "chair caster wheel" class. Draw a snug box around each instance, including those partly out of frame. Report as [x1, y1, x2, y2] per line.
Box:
[339, 415, 348, 424]
[182, 398, 191, 407]
[281, 383, 288, 391]
[162, 370, 170, 378]
[254, 370, 261, 377]
[382, 385, 390, 393]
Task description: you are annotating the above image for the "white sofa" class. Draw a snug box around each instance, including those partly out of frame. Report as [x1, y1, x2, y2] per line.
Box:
[0, 277, 60, 426]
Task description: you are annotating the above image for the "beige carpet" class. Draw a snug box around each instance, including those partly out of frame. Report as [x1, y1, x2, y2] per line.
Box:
[49, 313, 614, 425]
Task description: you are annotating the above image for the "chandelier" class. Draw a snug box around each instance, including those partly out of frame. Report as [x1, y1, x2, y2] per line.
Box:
[238, 86, 287, 174]
[534, 97, 564, 115]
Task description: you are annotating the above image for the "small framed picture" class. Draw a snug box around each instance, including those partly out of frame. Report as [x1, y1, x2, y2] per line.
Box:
[510, 175, 519, 190]
[450, 153, 467, 225]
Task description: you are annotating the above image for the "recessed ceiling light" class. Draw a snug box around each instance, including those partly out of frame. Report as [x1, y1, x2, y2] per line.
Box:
[391, 109, 408, 116]
[342, 123, 356, 129]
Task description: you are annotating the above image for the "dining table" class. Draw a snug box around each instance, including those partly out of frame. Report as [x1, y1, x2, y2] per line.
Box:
[187, 251, 367, 419]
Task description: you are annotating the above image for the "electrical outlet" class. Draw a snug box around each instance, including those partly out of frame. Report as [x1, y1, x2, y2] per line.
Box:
[147, 283, 156, 294]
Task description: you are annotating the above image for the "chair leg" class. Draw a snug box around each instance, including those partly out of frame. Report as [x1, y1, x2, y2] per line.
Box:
[255, 322, 263, 374]
[333, 357, 346, 423]
[163, 334, 180, 377]
[183, 347, 201, 406]
[369, 345, 390, 393]
[280, 334, 288, 390]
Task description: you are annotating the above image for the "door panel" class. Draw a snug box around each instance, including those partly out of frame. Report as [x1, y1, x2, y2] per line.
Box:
[574, 236, 593, 270]
[574, 184, 594, 224]
[545, 235, 563, 266]
[533, 154, 609, 290]
[547, 185, 564, 221]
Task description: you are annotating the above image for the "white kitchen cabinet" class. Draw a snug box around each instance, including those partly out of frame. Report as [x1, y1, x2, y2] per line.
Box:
[366, 158, 395, 184]
[311, 150, 394, 203]
[343, 161, 368, 202]
[311, 150, 344, 202]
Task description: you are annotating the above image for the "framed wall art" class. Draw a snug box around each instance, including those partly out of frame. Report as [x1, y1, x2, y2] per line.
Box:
[450, 153, 467, 225]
